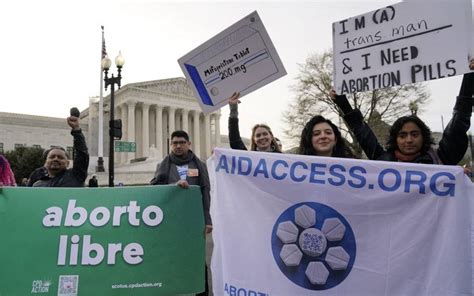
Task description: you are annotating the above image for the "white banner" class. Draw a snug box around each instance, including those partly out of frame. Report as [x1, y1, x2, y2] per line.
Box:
[208, 148, 473, 296]
[333, 1, 473, 95]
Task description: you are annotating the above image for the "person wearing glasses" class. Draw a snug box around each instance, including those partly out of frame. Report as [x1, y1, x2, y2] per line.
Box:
[150, 130, 212, 296]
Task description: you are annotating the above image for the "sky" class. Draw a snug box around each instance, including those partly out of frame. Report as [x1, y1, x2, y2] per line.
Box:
[0, 0, 472, 149]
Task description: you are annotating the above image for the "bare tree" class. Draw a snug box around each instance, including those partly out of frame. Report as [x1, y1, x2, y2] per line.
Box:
[284, 51, 430, 156]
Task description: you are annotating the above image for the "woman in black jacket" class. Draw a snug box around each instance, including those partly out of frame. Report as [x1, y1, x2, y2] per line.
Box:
[227, 92, 281, 153]
[330, 64, 473, 165]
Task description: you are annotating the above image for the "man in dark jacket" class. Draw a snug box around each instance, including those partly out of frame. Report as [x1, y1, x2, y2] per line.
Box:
[331, 67, 473, 165]
[150, 130, 212, 230]
[150, 130, 212, 296]
[33, 114, 89, 187]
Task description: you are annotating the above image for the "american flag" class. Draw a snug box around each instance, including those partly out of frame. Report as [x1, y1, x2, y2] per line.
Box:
[101, 25, 107, 59]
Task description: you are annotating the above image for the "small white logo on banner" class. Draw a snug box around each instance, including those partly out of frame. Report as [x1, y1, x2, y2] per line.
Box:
[31, 280, 51, 293]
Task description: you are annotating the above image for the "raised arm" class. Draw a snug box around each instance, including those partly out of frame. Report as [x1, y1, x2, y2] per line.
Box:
[228, 92, 248, 150]
[437, 62, 474, 164]
[331, 90, 385, 160]
[67, 116, 89, 183]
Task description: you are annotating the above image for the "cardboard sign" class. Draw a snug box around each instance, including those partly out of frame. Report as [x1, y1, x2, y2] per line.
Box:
[179, 11, 286, 114]
[333, 1, 473, 94]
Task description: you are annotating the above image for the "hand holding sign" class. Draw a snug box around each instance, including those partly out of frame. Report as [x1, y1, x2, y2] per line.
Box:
[228, 92, 241, 105]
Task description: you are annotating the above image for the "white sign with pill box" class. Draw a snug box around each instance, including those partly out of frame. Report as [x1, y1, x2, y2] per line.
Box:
[208, 148, 474, 295]
[332, 0, 473, 95]
[178, 11, 286, 114]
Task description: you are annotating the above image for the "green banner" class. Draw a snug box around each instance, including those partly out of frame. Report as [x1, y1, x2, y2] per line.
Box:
[0, 186, 205, 295]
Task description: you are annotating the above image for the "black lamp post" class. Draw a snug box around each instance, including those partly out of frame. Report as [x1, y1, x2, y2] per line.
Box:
[101, 52, 124, 187]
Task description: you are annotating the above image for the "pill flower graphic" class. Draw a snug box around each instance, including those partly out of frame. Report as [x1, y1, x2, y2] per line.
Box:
[271, 202, 356, 290]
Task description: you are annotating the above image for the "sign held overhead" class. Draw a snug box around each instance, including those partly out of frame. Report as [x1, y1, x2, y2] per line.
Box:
[179, 11, 286, 114]
[333, 0, 473, 95]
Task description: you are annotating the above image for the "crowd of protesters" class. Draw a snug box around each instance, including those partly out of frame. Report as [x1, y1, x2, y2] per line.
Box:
[0, 59, 472, 296]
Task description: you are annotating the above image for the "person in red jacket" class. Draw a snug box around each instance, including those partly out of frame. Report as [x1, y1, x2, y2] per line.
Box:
[0, 155, 16, 186]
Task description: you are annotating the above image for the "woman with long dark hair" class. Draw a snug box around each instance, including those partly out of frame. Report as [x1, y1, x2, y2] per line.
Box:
[298, 115, 355, 158]
[330, 61, 474, 164]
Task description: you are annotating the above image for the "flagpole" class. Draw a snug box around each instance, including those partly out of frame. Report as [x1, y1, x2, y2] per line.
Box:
[97, 26, 105, 172]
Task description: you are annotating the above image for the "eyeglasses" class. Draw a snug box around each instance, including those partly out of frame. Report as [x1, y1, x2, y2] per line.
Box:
[171, 140, 188, 146]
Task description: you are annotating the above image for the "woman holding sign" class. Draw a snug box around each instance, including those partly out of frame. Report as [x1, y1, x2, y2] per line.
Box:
[228, 92, 281, 153]
[298, 115, 356, 158]
[330, 61, 474, 165]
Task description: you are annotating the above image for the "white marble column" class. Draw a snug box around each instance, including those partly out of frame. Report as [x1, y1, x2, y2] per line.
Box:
[127, 101, 136, 161]
[204, 114, 211, 159]
[142, 103, 150, 158]
[168, 107, 176, 135]
[120, 104, 128, 164]
[182, 109, 189, 133]
[155, 106, 163, 160]
[214, 113, 221, 148]
[87, 99, 95, 159]
[193, 110, 201, 157]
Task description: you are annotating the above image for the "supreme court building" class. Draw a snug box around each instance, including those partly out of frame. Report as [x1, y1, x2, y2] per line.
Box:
[87, 77, 224, 184]
[87, 77, 221, 163]
[0, 77, 242, 185]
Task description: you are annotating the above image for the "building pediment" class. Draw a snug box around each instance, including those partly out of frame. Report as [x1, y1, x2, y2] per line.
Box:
[126, 77, 194, 97]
